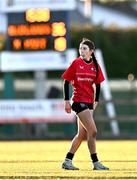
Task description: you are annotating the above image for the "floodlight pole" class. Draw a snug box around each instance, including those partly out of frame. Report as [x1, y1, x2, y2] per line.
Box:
[84, 0, 92, 19]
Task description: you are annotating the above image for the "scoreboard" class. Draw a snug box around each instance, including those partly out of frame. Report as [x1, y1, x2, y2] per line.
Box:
[1, 7, 76, 72]
[6, 8, 69, 51]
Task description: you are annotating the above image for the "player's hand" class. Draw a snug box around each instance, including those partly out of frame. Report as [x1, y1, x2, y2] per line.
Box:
[64, 100, 71, 113]
[93, 101, 98, 110]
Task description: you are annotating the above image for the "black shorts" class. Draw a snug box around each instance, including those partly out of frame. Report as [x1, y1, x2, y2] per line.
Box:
[71, 102, 93, 114]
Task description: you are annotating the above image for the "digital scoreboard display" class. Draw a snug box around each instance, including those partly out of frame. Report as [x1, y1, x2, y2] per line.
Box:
[7, 8, 69, 51]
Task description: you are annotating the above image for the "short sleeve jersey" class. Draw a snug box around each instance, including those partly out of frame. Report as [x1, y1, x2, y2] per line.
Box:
[62, 57, 105, 103]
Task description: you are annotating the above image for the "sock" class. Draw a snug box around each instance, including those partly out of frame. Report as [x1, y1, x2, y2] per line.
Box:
[91, 153, 98, 163]
[65, 152, 74, 160]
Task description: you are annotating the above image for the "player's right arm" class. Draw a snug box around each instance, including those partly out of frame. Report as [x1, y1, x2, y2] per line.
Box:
[62, 60, 77, 113]
[63, 80, 71, 113]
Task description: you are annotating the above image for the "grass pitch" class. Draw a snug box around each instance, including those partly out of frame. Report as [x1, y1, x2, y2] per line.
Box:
[0, 140, 136, 179]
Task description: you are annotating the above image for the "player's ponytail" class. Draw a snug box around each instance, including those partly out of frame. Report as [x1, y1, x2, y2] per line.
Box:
[92, 52, 99, 80]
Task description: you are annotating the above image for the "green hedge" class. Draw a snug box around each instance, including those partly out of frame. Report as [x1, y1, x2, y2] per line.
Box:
[70, 26, 137, 79]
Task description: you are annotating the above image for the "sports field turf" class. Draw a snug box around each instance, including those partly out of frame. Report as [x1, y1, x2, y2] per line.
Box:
[0, 140, 136, 179]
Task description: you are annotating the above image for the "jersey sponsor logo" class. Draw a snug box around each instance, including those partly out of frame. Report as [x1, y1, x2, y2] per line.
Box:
[77, 77, 93, 82]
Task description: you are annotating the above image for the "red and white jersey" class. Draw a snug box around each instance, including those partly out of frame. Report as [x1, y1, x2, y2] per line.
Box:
[62, 57, 105, 103]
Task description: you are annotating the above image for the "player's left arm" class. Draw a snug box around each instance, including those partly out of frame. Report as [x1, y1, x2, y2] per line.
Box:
[94, 83, 100, 110]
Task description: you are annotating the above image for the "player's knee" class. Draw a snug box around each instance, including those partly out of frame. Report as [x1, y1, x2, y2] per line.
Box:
[92, 130, 97, 138]
[88, 129, 97, 138]
[76, 133, 85, 141]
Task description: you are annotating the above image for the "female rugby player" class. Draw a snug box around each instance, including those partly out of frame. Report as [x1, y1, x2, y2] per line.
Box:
[61, 38, 109, 170]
